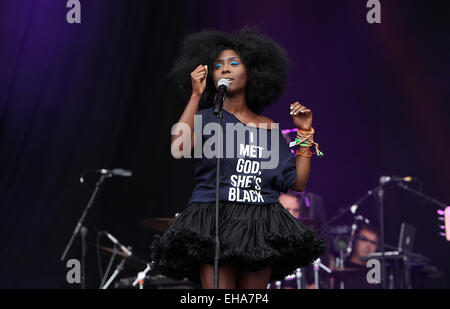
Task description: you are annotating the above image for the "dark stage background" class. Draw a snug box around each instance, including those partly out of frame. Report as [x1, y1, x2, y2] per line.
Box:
[0, 0, 449, 288]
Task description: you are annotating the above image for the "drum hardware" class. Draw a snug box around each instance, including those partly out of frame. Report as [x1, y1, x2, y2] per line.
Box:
[359, 223, 431, 289]
[90, 244, 148, 268]
[60, 168, 132, 289]
[295, 268, 303, 289]
[114, 275, 200, 289]
[346, 215, 370, 258]
[318, 177, 403, 289]
[313, 258, 332, 289]
[132, 263, 153, 289]
[330, 267, 360, 275]
[89, 232, 151, 289]
[60, 173, 109, 289]
[102, 255, 127, 289]
[94, 244, 129, 258]
[92, 242, 197, 289]
[279, 268, 307, 289]
[100, 245, 152, 289]
[99, 230, 144, 289]
[100, 244, 119, 288]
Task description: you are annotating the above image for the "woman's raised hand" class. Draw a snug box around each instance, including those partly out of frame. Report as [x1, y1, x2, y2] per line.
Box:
[191, 64, 208, 97]
[290, 101, 313, 131]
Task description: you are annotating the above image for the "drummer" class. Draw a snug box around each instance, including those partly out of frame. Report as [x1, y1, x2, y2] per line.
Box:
[279, 189, 302, 219]
[278, 189, 330, 289]
[279, 189, 327, 225]
[336, 223, 380, 289]
[347, 223, 379, 267]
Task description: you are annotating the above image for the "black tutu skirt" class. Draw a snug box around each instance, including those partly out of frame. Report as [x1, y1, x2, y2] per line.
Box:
[150, 201, 326, 285]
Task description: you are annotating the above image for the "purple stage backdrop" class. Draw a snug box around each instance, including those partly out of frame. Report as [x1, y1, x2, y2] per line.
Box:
[0, 0, 449, 288]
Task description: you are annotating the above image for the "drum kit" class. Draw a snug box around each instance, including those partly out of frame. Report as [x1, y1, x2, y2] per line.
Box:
[89, 214, 337, 289]
[76, 209, 435, 289]
[266, 217, 360, 289]
[88, 216, 201, 289]
[90, 213, 377, 289]
[132, 214, 365, 290]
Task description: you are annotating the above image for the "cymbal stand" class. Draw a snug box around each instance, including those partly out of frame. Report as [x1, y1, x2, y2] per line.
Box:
[133, 262, 154, 289]
[313, 258, 332, 289]
[99, 245, 119, 288]
[102, 257, 126, 289]
[295, 268, 305, 289]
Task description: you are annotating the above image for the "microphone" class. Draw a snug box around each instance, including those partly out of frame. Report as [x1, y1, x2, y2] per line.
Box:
[80, 168, 132, 183]
[103, 231, 132, 257]
[98, 169, 132, 177]
[213, 78, 230, 116]
[379, 175, 418, 184]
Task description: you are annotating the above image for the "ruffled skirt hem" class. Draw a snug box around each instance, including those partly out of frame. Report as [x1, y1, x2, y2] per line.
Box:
[150, 201, 326, 285]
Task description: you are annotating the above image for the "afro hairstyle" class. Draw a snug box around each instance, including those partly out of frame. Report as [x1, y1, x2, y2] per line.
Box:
[168, 27, 290, 114]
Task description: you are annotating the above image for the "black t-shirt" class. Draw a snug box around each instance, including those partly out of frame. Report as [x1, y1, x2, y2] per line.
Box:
[188, 107, 297, 205]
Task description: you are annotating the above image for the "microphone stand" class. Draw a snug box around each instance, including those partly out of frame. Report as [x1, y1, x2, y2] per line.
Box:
[345, 216, 360, 259]
[80, 226, 88, 289]
[99, 245, 119, 288]
[395, 182, 447, 209]
[213, 94, 225, 289]
[313, 258, 332, 289]
[102, 257, 126, 289]
[60, 173, 109, 288]
[318, 190, 374, 236]
[366, 178, 444, 289]
[373, 185, 387, 289]
[295, 268, 304, 289]
[396, 181, 446, 288]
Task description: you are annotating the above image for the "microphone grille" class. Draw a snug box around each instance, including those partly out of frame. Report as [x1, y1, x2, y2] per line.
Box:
[379, 176, 390, 184]
[218, 78, 230, 88]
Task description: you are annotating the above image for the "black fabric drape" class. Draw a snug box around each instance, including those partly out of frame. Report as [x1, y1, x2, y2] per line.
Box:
[0, 0, 205, 288]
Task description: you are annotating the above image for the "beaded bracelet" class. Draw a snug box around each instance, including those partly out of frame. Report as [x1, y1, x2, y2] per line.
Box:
[296, 147, 313, 158]
[295, 127, 324, 157]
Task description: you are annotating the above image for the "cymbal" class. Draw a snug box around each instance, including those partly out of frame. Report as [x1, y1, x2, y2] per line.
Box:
[140, 217, 175, 232]
[96, 245, 129, 258]
[90, 244, 149, 268]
